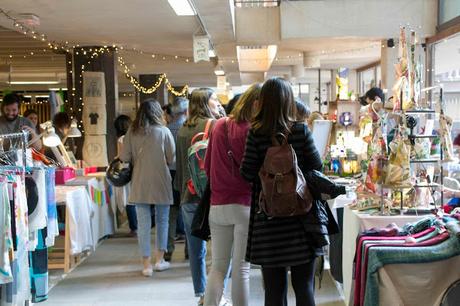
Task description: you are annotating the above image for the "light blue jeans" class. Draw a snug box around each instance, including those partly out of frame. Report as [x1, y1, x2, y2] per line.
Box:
[135, 204, 170, 257]
[204, 204, 250, 306]
[182, 203, 207, 297]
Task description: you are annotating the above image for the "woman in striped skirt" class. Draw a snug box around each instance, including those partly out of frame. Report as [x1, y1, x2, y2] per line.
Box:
[240, 78, 327, 306]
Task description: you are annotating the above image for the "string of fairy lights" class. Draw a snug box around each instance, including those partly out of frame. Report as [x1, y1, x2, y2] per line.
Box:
[0, 8, 386, 73]
[0, 8, 189, 97]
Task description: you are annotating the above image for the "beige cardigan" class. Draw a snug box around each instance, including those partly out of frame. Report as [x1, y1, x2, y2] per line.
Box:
[120, 125, 175, 205]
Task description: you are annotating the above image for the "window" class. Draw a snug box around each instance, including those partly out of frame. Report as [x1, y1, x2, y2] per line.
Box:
[433, 33, 460, 120]
[292, 84, 309, 97]
[358, 65, 381, 95]
[439, 0, 460, 26]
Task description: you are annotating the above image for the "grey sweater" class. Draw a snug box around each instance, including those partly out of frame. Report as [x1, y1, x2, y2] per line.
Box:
[120, 125, 175, 205]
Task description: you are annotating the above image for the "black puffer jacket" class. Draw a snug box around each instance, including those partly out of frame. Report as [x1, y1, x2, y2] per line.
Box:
[301, 170, 346, 236]
[306, 170, 347, 200]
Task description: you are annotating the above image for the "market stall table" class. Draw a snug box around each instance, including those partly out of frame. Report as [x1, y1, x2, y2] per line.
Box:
[342, 206, 428, 305]
[65, 172, 116, 242]
[327, 192, 356, 283]
[48, 185, 94, 273]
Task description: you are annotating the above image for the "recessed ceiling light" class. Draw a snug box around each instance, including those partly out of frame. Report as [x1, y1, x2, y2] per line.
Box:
[9, 81, 60, 85]
[214, 68, 225, 76]
[168, 0, 196, 16]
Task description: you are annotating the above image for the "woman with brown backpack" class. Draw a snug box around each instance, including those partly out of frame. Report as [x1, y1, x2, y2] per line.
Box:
[240, 78, 327, 306]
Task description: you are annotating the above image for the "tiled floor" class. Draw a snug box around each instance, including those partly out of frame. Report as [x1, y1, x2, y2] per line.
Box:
[43, 230, 345, 306]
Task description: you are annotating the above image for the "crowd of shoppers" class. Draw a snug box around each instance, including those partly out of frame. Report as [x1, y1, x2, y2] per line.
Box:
[0, 82, 329, 305]
[1, 82, 326, 306]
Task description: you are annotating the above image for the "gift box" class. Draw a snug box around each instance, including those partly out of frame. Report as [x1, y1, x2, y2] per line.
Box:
[84, 166, 98, 175]
[55, 167, 76, 185]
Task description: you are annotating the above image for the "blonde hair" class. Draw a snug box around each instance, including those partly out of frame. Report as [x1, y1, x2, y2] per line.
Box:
[231, 83, 261, 123]
[307, 111, 324, 128]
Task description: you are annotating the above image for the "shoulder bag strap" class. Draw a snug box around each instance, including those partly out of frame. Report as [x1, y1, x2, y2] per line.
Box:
[224, 118, 241, 175]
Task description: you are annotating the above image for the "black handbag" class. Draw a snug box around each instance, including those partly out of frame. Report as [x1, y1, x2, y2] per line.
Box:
[106, 158, 132, 187]
[191, 182, 211, 241]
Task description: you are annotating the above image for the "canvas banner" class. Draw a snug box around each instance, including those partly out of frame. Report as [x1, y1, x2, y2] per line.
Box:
[83, 71, 106, 105]
[193, 35, 210, 63]
[83, 135, 109, 167]
[82, 104, 107, 135]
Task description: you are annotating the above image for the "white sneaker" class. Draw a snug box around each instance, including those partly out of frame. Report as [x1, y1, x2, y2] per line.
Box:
[154, 260, 170, 272]
[142, 266, 153, 277]
[219, 297, 232, 306]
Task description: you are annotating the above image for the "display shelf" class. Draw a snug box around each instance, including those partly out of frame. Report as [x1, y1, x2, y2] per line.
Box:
[413, 183, 440, 188]
[382, 184, 413, 189]
[404, 110, 437, 114]
[410, 159, 440, 164]
[411, 135, 438, 139]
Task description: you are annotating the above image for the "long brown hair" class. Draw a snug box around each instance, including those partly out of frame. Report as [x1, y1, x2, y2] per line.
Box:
[231, 83, 261, 124]
[184, 88, 215, 127]
[132, 99, 164, 133]
[252, 78, 296, 136]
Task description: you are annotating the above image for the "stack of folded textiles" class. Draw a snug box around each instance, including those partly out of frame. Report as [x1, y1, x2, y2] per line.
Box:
[352, 215, 460, 306]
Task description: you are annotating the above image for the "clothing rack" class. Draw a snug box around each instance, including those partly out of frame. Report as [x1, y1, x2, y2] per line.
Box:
[0, 131, 29, 170]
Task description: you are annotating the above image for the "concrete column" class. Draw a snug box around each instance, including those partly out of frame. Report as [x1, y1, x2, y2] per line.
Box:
[139, 74, 168, 106]
[348, 69, 358, 96]
[331, 70, 338, 100]
[73, 46, 118, 161]
[380, 40, 398, 93]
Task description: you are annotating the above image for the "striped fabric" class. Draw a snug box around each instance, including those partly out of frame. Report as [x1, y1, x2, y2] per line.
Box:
[240, 122, 326, 267]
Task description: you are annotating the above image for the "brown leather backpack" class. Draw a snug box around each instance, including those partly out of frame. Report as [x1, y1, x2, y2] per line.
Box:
[258, 133, 313, 217]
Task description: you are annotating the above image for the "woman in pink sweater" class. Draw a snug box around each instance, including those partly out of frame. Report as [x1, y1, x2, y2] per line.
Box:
[203, 84, 261, 306]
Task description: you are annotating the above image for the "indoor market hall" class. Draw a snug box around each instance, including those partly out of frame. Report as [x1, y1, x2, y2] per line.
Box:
[0, 0, 459, 305]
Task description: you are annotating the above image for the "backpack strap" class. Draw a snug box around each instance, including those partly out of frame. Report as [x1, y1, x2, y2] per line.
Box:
[190, 119, 214, 145]
[273, 133, 288, 146]
[203, 119, 213, 140]
[191, 132, 205, 145]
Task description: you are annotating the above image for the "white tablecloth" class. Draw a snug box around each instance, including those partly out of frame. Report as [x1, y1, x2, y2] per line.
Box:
[65, 174, 115, 241]
[342, 206, 427, 305]
[327, 192, 356, 223]
[378, 255, 460, 306]
[55, 186, 94, 255]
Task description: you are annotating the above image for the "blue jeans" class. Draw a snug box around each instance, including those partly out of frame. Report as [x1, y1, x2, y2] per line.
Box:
[182, 203, 207, 297]
[135, 204, 170, 257]
[126, 205, 138, 232]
